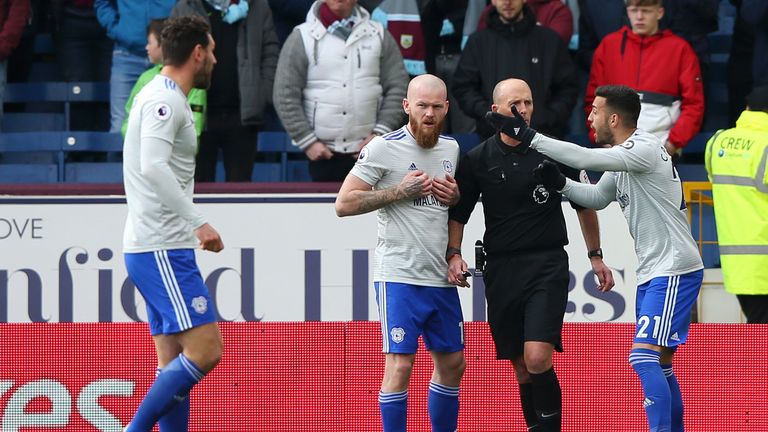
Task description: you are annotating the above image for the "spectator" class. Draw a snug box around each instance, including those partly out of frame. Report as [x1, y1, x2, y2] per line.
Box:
[705, 85, 768, 324]
[477, 0, 574, 45]
[268, 0, 314, 46]
[274, 0, 408, 182]
[172, 0, 280, 182]
[94, 0, 177, 133]
[585, 0, 704, 156]
[421, 0, 476, 133]
[741, 0, 768, 87]
[576, 0, 627, 72]
[122, 19, 206, 139]
[372, 0, 427, 77]
[0, 0, 31, 128]
[727, 0, 754, 127]
[51, 0, 112, 131]
[661, 0, 719, 71]
[453, 0, 578, 140]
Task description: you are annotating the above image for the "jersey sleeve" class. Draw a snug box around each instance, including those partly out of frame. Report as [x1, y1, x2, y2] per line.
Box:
[349, 137, 390, 186]
[139, 93, 205, 228]
[558, 161, 590, 210]
[531, 133, 656, 173]
[561, 171, 617, 210]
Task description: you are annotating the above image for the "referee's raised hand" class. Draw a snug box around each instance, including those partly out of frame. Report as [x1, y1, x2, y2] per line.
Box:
[485, 106, 538, 147]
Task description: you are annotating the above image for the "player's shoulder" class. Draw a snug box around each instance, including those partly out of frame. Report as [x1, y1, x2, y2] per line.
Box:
[381, 127, 407, 141]
[620, 129, 661, 151]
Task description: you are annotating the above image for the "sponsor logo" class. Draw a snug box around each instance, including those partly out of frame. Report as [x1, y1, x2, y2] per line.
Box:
[390, 327, 405, 343]
[408, 163, 418, 171]
[0, 379, 134, 429]
[643, 397, 655, 408]
[670, 332, 680, 342]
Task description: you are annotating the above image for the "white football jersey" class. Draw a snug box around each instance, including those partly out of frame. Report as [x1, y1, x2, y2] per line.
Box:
[123, 74, 205, 253]
[350, 126, 460, 287]
[532, 129, 703, 284]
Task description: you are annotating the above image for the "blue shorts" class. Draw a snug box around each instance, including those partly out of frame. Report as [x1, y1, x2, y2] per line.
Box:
[124, 249, 217, 336]
[374, 281, 464, 354]
[634, 269, 703, 347]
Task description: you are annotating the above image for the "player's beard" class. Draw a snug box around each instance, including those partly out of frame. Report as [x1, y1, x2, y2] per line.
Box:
[193, 57, 213, 90]
[594, 119, 615, 146]
[410, 115, 445, 149]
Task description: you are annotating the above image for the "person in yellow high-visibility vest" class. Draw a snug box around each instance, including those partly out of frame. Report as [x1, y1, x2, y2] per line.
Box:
[705, 85, 768, 323]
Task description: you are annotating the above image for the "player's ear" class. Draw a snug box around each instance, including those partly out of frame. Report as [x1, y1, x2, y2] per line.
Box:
[402, 98, 409, 115]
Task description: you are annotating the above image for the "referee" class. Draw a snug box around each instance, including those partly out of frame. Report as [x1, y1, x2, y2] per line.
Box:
[447, 78, 614, 431]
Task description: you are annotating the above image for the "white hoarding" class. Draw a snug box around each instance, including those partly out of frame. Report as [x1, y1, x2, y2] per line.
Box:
[0, 194, 638, 323]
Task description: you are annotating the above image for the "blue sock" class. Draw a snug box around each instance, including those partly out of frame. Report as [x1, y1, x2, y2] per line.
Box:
[629, 348, 671, 432]
[379, 390, 408, 432]
[126, 354, 204, 432]
[662, 364, 683, 432]
[428, 381, 459, 432]
[155, 368, 191, 432]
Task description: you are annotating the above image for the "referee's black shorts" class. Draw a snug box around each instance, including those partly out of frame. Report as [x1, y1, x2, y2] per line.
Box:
[483, 248, 570, 360]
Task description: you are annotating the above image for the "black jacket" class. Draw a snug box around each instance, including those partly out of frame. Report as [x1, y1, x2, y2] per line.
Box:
[452, 5, 577, 140]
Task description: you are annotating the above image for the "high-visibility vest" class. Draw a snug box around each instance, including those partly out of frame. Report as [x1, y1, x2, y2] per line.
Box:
[705, 110, 768, 295]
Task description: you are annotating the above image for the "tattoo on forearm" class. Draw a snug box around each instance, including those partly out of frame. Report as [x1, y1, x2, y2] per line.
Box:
[354, 186, 405, 213]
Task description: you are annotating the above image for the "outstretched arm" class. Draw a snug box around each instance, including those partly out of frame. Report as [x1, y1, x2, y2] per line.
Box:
[531, 134, 653, 172]
[560, 172, 617, 210]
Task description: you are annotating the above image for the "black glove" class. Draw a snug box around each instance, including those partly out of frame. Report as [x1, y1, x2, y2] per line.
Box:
[484, 105, 538, 147]
[534, 160, 567, 190]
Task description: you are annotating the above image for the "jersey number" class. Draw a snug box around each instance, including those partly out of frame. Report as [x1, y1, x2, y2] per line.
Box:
[637, 315, 662, 339]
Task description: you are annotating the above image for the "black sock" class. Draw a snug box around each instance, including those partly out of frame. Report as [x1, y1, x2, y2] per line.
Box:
[519, 382, 539, 429]
[530, 368, 561, 432]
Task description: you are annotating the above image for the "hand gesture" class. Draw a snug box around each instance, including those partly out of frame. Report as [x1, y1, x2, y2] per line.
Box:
[447, 255, 471, 288]
[305, 141, 333, 161]
[591, 259, 615, 292]
[195, 223, 224, 253]
[398, 170, 432, 199]
[533, 160, 567, 191]
[432, 173, 460, 206]
[484, 106, 537, 146]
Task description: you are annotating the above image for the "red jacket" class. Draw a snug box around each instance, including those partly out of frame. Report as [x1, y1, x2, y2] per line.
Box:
[0, 0, 30, 60]
[585, 26, 704, 148]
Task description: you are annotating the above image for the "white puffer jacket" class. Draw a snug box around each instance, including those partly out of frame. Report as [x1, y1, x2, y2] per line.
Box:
[297, 5, 385, 153]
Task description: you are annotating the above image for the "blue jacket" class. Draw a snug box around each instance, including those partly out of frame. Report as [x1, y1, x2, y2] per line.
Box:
[94, 0, 176, 56]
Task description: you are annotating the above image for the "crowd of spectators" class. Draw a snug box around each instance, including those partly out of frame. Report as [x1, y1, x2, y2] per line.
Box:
[0, 0, 759, 181]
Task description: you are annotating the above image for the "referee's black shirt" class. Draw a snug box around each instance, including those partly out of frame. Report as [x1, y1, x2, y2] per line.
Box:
[449, 134, 584, 258]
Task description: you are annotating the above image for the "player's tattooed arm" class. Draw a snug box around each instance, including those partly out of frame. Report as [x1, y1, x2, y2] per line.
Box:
[336, 170, 432, 216]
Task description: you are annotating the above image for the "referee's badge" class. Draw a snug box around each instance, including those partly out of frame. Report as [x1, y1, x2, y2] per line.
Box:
[153, 103, 172, 121]
[191, 296, 208, 314]
[390, 327, 405, 343]
[533, 185, 550, 204]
